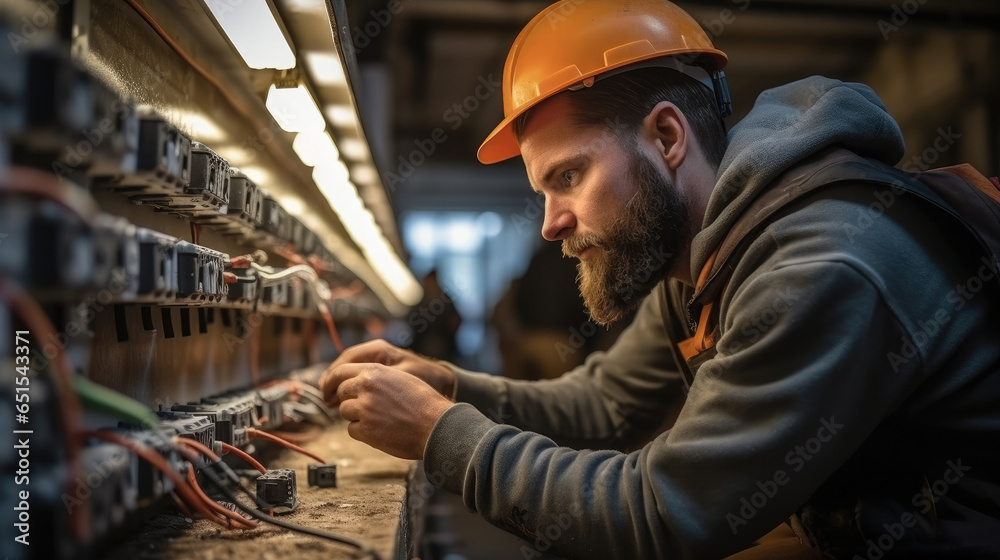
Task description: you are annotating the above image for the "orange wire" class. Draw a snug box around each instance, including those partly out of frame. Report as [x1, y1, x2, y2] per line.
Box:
[321, 308, 344, 353]
[0, 166, 100, 221]
[85, 431, 227, 528]
[267, 428, 322, 445]
[2, 279, 88, 540]
[219, 442, 267, 474]
[187, 467, 257, 529]
[274, 245, 308, 267]
[174, 437, 222, 462]
[170, 491, 195, 519]
[173, 442, 259, 530]
[246, 428, 325, 463]
[228, 254, 255, 268]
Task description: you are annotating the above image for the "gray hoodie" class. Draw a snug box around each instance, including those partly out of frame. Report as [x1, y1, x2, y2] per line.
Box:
[423, 76, 1000, 559]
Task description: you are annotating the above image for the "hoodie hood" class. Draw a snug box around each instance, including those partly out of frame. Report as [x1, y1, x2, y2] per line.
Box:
[689, 76, 906, 281]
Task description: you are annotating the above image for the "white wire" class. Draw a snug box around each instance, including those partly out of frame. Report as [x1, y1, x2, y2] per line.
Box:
[251, 262, 332, 303]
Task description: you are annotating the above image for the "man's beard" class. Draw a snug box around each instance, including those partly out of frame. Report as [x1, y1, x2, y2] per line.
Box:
[562, 149, 689, 326]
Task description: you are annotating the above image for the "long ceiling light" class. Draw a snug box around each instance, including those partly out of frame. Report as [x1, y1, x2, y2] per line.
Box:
[293, 131, 340, 167]
[304, 51, 347, 86]
[312, 164, 421, 305]
[203, 0, 295, 69]
[266, 84, 325, 133]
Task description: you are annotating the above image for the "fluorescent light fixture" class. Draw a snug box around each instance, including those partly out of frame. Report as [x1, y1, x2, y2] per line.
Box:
[266, 84, 325, 133]
[313, 164, 355, 204]
[293, 132, 340, 167]
[338, 137, 368, 161]
[350, 164, 379, 184]
[278, 196, 304, 215]
[312, 162, 421, 305]
[365, 239, 422, 305]
[240, 166, 273, 187]
[282, 0, 327, 14]
[325, 104, 358, 129]
[204, 0, 295, 69]
[304, 51, 347, 86]
[182, 113, 225, 142]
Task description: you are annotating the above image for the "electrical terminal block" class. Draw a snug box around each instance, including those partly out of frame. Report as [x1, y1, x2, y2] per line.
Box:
[217, 168, 262, 236]
[173, 392, 255, 446]
[185, 141, 230, 213]
[307, 464, 337, 488]
[92, 214, 140, 300]
[174, 242, 227, 304]
[102, 114, 191, 197]
[79, 442, 138, 541]
[136, 227, 178, 301]
[259, 195, 292, 245]
[256, 469, 298, 513]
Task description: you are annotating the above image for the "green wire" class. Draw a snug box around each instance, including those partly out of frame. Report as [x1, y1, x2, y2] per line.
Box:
[74, 376, 159, 429]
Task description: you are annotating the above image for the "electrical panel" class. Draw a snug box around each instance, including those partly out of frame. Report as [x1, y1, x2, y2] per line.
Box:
[0, 4, 380, 557]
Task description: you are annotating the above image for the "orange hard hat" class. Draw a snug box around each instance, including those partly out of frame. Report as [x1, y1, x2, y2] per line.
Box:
[478, 0, 730, 164]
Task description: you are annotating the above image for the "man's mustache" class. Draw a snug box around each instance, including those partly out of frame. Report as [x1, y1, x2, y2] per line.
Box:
[562, 233, 604, 258]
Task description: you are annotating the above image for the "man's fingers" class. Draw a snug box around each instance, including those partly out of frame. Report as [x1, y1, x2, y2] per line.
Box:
[339, 399, 361, 423]
[331, 339, 396, 369]
[321, 363, 366, 404]
[336, 372, 365, 403]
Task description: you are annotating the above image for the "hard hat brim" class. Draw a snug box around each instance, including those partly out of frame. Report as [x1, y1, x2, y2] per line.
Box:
[477, 112, 521, 164]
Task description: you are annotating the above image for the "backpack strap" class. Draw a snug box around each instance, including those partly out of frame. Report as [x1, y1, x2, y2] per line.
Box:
[679, 148, 1000, 382]
[677, 249, 718, 362]
[936, 163, 1000, 205]
[687, 149, 1000, 330]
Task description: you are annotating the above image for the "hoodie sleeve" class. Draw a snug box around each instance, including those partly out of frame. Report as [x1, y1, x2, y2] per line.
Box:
[424, 258, 920, 559]
[448, 283, 688, 450]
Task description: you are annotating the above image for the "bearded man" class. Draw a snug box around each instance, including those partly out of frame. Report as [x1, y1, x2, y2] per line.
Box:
[321, 1, 1000, 558]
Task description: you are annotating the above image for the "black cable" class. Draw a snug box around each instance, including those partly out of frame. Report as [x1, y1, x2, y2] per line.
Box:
[200, 464, 381, 560]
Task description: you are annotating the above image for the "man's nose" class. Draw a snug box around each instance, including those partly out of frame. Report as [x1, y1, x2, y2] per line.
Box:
[541, 199, 575, 241]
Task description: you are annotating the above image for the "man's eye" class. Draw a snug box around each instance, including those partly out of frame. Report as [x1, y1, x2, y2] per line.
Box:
[560, 170, 577, 185]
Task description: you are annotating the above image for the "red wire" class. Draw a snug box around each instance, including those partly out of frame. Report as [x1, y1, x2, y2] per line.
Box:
[246, 428, 326, 464]
[190, 223, 200, 245]
[219, 442, 267, 474]
[1, 279, 88, 540]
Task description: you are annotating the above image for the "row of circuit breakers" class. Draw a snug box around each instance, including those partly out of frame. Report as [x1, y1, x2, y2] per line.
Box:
[0, 42, 349, 309]
[76, 375, 337, 545]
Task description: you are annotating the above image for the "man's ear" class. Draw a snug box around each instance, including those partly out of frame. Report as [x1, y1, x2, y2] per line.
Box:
[643, 101, 688, 171]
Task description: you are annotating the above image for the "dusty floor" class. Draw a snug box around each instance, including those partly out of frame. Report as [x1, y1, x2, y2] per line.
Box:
[103, 423, 413, 560]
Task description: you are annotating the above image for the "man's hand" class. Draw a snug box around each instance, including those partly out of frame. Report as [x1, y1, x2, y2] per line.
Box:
[329, 363, 454, 460]
[320, 339, 456, 404]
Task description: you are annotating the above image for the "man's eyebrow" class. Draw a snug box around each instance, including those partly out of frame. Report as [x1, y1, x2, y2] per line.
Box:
[540, 154, 587, 186]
